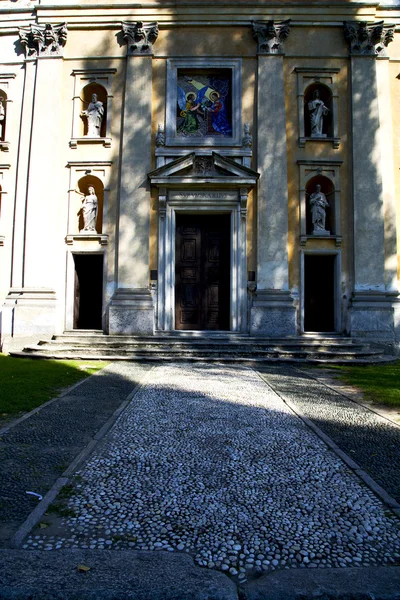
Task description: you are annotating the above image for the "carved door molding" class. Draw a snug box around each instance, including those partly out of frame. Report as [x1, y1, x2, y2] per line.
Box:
[156, 189, 248, 333]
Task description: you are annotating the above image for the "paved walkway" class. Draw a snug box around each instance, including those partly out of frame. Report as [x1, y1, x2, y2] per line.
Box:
[0, 362, 400, 599]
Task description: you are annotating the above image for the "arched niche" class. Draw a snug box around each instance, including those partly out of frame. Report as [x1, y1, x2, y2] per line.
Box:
[80, 83, 107, 138]
[305, 175, 334, 235]
[0, 91, 7, 142]
[297, 160, 342, 247]
[304, 83, 333, 139]
[70, 69, 116, 148]
[76, 175, 104, 234]
[295, 68, 340, 149]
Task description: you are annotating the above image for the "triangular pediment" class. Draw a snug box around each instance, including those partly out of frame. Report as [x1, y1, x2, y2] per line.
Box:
[148, 152, 259, 187]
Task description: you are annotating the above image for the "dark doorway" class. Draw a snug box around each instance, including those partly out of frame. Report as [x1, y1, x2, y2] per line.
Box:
[304, 255, 335, 332]
[73, 254, 103, 330]
[175, 214, 230, 330]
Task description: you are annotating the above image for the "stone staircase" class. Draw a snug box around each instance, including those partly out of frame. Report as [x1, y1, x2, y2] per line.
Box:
[10, 331, 395, 364]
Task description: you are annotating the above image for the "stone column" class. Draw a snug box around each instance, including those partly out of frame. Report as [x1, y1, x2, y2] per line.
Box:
[108, 22, 158, 334]
[344, 21, 399, 343]
[3, 24, 67, 350]
[250, 20, 296, 336]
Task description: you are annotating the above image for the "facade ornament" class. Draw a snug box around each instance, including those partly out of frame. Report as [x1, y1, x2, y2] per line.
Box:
[19, 23, 67, 57]
[122, 21, 159, 56]
[158, 187, 167, 220]
[242, 123, 252, 148]
[240, 188, 248, 219]
[193, 156, 214, 176]
[252, 20, 291, 55]
[309, 184, 330, 235]
[343, 21, 395, 57]
[81, 93, 104, 138]
[155, 124, 165, 147]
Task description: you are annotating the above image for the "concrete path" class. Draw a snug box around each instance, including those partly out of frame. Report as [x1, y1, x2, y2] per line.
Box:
[0, 362, 399, 599]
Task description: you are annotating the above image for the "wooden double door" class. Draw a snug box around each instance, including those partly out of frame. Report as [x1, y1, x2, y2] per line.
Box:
[175, 214, 230, 330]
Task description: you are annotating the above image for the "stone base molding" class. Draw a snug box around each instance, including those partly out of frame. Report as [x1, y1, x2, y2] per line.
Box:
[250, 290, 297, 336]
[108, 289, 154, 335]
[349, 291, 400, 343]
[1, 288, 57, 350]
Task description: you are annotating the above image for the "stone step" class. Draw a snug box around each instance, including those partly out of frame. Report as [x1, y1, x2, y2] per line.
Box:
[17, 345, 382, 359]
[10, 350, 395, 365]
[12, 332, 390, 364]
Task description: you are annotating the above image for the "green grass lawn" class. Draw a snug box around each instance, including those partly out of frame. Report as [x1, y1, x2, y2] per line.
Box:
[324, 360, 400, 407]
[0, 355, 108, 423]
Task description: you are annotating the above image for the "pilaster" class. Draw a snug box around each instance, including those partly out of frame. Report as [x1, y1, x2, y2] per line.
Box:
[250, 20, 296, 336]
[2, 23, 67, 350]
[344, 21, 399, 343]
[109, 22, 158, 335]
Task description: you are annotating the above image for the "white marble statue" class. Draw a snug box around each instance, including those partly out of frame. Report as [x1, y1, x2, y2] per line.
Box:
[77, 186, 98, 232]
[310, 184, 330, 234]
[308, 90, 329, 137]
[81, 93, 104, 137]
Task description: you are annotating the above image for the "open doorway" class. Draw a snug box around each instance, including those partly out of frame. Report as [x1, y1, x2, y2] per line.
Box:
[73, 254, 103, 330]
[304, 254, 335, 332]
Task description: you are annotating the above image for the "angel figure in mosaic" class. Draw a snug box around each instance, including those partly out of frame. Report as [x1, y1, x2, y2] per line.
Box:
[177, 89, 204, 134]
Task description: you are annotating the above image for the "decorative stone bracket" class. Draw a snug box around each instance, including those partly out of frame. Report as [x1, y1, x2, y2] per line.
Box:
[122, 21, 159, 56]
[19, 23, 68, 57]
[252, 20, 291, 55]
[343, 21, 395, 57]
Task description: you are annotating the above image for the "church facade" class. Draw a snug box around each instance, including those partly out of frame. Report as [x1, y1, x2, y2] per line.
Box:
[0, 0, 399, 352]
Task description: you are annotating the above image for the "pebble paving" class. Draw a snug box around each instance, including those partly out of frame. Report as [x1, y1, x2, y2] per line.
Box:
[25, 363, 400, 582]
[257, 365, 400, 503]
[0, 362, 151, 546]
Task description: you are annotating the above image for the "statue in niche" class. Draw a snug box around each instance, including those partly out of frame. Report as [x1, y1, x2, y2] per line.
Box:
[0, 97, 4, 140]
[77, 186, 98, 232]
[309, 184, 330, 235]
[81, 93, 104, 137]
[308, 89, 329, 137]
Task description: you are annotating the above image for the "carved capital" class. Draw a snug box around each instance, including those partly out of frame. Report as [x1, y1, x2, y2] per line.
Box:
[122, 21, 159, 56]
[343, 21, 395, 57]
[19, 23, 67, 57]
[242, 123, 252, 149]
[252, 20, 291, 55]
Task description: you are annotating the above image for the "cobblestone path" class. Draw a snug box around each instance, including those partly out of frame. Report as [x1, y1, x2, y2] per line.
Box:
[257, 365, 400, 503]
[25, 363, 400, 584]
[0, 363, 151, 546]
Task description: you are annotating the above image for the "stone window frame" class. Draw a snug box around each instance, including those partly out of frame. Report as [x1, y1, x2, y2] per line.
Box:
[70, 69, 117, 149]
[300, 248, 342, 334]
[295, 67, 340, 149]
[0, 73, 16, 152]
[297, 159, 343, 247]
[165, 58, 242, 147]
[65, 161, 112, 245]
[0, 163, 10, 246]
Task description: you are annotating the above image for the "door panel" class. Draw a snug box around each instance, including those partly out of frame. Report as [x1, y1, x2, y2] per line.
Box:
[175, 214, 230, 330]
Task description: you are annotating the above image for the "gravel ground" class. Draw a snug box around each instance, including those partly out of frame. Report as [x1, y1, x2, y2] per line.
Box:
[0, 362, 151, 546]
[257, 365, 400, 503]
[25, 363, 400, 583]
